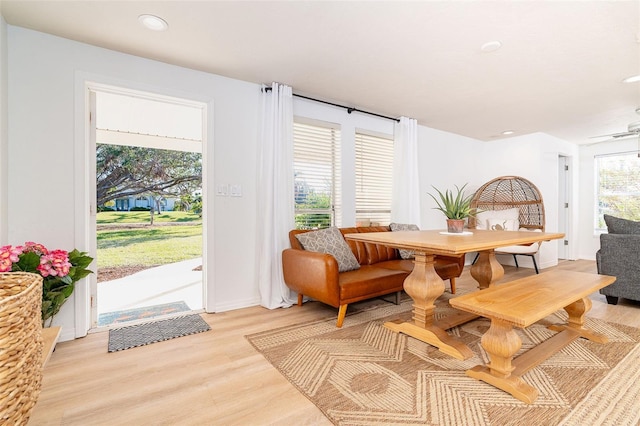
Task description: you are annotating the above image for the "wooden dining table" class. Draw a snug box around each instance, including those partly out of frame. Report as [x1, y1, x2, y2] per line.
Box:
[345, 229, 565, 360]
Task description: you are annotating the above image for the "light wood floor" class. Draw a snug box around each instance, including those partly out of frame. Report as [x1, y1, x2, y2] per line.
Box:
[28, 260, 640, 425]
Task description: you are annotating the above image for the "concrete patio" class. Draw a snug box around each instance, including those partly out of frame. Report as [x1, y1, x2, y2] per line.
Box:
[96, 257, 203, 327]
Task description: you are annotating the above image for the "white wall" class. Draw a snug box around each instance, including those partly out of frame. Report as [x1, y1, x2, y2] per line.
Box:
[416, 126, 480, 229]
[417, 130, 578, 268]
[8, 26, 260, 340]
[6, 25, 580, 341]
[577, 137, 639, 260]
[0, 17, 7, 244]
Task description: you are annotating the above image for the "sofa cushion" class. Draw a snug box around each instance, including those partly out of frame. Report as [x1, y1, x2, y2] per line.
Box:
[389, 223, 420, 259]
[295, 227, 361, 272]
[338, 266, 407, 302]
[604, 214, 640, 235]
[475, 208, 520, 230]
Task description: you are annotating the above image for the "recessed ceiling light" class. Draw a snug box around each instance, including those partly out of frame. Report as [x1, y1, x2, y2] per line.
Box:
[481, 41, 502, 53]
[502, 130, 515, 135]
[623, 74, 640, 83]
[138, 14, 168, 31]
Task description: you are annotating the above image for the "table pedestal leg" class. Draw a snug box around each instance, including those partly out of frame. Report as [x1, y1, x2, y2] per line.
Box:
[384, 252, 474, 360]
[470, 250, 504, 289]
[466, 318, 539, 404]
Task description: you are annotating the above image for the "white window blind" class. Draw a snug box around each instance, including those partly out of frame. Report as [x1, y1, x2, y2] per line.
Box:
[293, 121, 341, 229]
[595, 152, 640, 231]
[355, 131, 393, 226]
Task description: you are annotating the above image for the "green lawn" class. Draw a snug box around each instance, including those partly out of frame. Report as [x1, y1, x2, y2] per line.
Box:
[97, 211, 201, 224]
[97, 212, 202, 268]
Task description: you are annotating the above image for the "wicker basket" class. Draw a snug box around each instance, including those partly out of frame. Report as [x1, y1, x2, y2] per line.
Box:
[0, 272, 44, 425]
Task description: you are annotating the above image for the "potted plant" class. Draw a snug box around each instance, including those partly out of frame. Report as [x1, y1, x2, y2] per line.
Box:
[428, 183, 475, 233]
[0, 242, 93, 327]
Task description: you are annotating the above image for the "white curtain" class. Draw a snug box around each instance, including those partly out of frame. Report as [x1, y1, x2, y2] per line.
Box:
[391, 116, 421, 226]
[256, 83, 297, 309]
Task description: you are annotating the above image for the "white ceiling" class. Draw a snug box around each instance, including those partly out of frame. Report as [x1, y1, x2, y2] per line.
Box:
[2, 0, 640, 144]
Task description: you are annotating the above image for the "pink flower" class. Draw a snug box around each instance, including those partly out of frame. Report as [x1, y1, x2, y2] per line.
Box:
[19, 241, 48, 256]
[0, 245, 22, 272]
[37, 249, 71, 278]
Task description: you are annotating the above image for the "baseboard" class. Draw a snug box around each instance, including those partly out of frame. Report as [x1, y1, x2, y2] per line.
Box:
[58, 326, 77, 343]
[212, 296, 261, 313]
[538, 259, 559, 270]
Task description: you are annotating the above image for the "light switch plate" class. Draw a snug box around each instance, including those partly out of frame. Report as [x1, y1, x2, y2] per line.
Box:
[216, 184, 229, 196]
[230, 184, 242, 197]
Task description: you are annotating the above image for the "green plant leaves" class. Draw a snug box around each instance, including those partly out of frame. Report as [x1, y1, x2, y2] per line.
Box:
[12, 251, 40, 272]
[41, 249, 94, 327]
[428, 183, 475, 220]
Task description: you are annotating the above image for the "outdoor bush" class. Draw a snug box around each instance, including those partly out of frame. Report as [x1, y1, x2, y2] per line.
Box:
[130, 207, 151, 211]
[191, 200, 202, 216]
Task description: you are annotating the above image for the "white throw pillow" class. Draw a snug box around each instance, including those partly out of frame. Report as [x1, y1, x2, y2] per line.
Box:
[487, 218, 518, 231]
[475, 208, 520, 230]
[295, 227, 361, 272]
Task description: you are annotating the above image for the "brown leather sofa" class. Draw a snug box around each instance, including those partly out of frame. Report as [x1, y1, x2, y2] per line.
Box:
[282, 226, 465, 327]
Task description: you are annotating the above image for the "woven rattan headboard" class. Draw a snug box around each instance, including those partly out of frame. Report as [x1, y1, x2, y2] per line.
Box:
[468, 176, 545, 231]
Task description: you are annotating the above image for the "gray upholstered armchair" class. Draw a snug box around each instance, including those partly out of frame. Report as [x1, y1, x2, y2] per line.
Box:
[596, 214, 640, 305]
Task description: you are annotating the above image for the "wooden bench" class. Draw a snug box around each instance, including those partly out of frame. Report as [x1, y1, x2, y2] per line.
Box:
[449, 269, 616, 404]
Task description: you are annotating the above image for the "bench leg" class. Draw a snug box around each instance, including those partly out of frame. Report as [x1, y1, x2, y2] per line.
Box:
[336, 304, 348, 328]
[466, 318, 539, 404]
[480, 319, 520, 379]
[548, 297, 609, 344]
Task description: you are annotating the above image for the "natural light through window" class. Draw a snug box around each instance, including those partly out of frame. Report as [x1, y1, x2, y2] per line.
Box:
[595, 152, 640, 231]
[355, 131, 393, 226]
[293, 120, 341, 229]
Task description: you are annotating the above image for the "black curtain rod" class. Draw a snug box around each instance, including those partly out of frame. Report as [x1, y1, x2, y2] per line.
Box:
[263, 86, 400, 122]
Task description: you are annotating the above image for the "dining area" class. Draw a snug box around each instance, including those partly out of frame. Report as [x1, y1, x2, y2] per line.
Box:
[345, 228, 566, 359]
[345, 228, 616, 404]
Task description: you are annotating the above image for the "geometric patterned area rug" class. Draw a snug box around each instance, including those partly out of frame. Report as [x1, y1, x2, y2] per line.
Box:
[99, 301, 192, 326]
[246, 294, 640, 426]
[108, 314, 210, 352]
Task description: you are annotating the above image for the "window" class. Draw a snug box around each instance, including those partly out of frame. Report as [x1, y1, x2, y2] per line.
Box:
[355, 131, 393, 226]
[293, 120, 341, 229]
[595, 152, 640, 231]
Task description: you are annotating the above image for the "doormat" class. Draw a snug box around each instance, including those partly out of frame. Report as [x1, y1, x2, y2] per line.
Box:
[246, 296, 640, 425]
[99, 301, 192, 326]
[108, 314, 210, 352]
